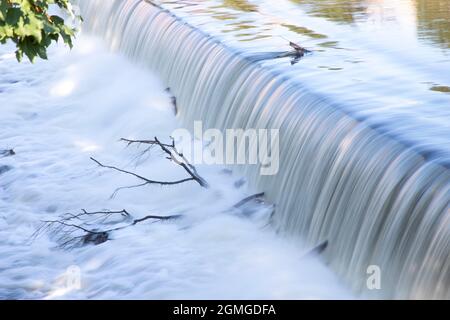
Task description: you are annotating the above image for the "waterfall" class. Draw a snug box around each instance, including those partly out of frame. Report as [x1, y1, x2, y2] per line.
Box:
[77, 0, 449, 299]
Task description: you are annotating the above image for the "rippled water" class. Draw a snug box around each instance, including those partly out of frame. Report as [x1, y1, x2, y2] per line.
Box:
[160, 0, 450, 55]
[156, 0, 450, 160]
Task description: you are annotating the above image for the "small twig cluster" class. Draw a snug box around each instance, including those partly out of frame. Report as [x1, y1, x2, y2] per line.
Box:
[120, 137, 208, 188]
[91, 137, 208, 198]
[33, 209, 181, 249]
[276, 37, 312, 65]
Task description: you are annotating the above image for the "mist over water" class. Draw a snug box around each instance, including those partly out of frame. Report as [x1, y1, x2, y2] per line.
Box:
[0, 37, 350, 299]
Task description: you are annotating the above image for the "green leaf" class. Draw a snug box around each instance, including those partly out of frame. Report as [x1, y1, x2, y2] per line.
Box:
[15, 49, 23, 62]
[6, 8, 22, 25]
[0, 0, 81, 62]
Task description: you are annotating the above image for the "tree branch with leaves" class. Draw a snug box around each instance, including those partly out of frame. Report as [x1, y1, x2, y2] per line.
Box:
[0, 0, 80, 62]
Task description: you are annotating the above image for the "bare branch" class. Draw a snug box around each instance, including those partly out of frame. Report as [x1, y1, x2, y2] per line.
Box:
[120, 138, 173, 148]
[132, 214, 182, 225]
[34, 209, 182, 249]
[118, 136, 209, 188]
[41, 219, 101, 235]
[90, 157, 197, 197]
[31, 136, 213, 249]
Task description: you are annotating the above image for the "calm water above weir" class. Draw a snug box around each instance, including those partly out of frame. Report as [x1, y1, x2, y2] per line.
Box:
[157, 0, 450, 159]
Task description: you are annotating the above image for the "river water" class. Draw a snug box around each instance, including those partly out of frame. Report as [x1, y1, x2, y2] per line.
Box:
[0, 36, 350, 299]
[1, 0, 448, 299]
[75, 0, 449, 298]
[157, 0, 450, 155]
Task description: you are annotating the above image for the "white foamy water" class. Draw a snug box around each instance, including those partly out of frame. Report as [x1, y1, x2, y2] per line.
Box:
[0, 36, 350, 299]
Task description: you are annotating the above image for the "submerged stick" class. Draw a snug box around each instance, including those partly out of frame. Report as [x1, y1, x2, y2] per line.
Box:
[0, 149, 15, 158]
[303, 240, 329, 258]
[233, 192, 265, 208]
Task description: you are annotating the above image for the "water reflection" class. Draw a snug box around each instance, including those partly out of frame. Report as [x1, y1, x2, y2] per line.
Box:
[204, 0, 259, 23]
[290, 0, 450, 48]
[430, 85, 450, 94]
[416, 0, 450, 48]
[222, 0, 258, 12]
[162, 0, 450, 49]
[281, 23, 328, 39]
[290, 0, 367, 24]
[158, 0, 450, 100]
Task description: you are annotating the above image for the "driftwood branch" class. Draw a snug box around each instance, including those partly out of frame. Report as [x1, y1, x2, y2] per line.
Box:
[34, 209, 181, 249]
[36, 192, 271, 249]
[91, 157, 196, 187]
[119, 136, 209, 188]
[249, 37, 312, 65]
[34, 194, 272, 249]
[279, 36, 311, 56]
[289, 41, 310, 56]
[132, 214, 182, 225]
[35, 193, 271, 249]
[90, 136, 208, 197]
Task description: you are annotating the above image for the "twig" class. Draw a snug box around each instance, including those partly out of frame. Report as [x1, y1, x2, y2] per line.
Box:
[91, 157, 198, 197]
[34, 209, 182, 249]
[119, 136, 209, 188]
[132, 214, 182, 225]
[278, 36, 310, 55]
[120, 138, 172, 148]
